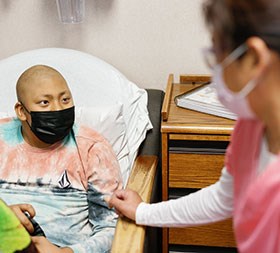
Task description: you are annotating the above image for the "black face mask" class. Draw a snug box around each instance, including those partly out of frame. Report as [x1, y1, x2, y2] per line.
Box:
[21, 104, 75, 144]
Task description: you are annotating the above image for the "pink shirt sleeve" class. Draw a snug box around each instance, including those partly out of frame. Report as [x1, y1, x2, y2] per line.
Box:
[86, 139, 123, 194]
[76, 125, 123, 194]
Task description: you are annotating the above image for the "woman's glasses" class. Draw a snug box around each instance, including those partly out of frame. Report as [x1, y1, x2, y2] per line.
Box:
[202, 47, 218, 70]
[202, 44, 248, 70]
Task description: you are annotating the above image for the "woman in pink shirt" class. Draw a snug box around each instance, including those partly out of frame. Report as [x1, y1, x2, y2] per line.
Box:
[108, 0, 280, 252]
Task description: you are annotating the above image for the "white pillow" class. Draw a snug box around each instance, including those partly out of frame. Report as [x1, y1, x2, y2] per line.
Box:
[0, 48, 153, 184]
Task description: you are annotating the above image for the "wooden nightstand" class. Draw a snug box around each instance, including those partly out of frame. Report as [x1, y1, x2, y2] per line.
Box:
[161, 74, 236, 253]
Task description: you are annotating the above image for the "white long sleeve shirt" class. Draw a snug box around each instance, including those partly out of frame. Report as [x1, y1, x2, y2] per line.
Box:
[136, 136, 276, 227]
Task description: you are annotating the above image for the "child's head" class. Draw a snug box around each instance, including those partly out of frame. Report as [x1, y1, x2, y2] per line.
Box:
[14, 65, 75, 147]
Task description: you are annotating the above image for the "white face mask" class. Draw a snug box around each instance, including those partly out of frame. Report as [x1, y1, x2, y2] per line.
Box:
[212, 44, 257, 119]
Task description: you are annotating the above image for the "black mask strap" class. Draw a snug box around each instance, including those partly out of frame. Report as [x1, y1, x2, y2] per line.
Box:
[18, 101, 33, 130]
[19, 101, 31, 114]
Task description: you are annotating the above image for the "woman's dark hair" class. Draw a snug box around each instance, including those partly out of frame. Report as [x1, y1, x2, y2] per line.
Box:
[203, 0, 280, 53]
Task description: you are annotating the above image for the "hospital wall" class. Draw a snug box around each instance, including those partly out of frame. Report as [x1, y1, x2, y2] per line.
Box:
[0, 0, 210, 90]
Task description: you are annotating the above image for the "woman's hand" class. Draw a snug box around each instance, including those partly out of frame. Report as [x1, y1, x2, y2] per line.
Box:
[107, 188, 143, 221]
[9, 203, 36, 234]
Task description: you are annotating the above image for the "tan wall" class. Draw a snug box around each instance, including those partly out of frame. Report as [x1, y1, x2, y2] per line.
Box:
[0, 0, 210, 89]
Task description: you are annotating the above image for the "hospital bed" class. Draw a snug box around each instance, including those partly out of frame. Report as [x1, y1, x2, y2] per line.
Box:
[0, 48, 164, 253]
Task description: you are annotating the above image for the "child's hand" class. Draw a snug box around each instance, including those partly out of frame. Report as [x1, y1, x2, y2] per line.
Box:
[32, 237, 73, 253]
[9, 203, 36, 234]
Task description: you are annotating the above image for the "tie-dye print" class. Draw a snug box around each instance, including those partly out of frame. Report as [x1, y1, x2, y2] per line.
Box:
[0, 117, 123, 253]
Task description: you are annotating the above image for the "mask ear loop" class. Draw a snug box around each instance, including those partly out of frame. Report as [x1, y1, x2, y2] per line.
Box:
[219, 44, 257, 99]
[18, 101, 31, 114]
[18, 101, 33, 130]
[221, 44, 248, 67]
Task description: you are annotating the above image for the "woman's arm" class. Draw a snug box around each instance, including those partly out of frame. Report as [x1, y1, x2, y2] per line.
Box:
[136, 167, 233, 227]
[108, 167, 233, 227]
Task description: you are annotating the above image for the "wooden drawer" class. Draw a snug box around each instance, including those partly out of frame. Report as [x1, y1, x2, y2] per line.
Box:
[169, 153, 225, 188]
[169, 219, 236, 247]
[161, 75, 236, 253]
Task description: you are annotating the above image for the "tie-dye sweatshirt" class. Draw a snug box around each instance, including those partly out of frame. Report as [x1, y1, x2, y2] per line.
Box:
[0, 117, 123, 253]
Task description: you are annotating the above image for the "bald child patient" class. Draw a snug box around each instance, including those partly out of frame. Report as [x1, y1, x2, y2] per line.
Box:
[0, 65, 122, 253]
